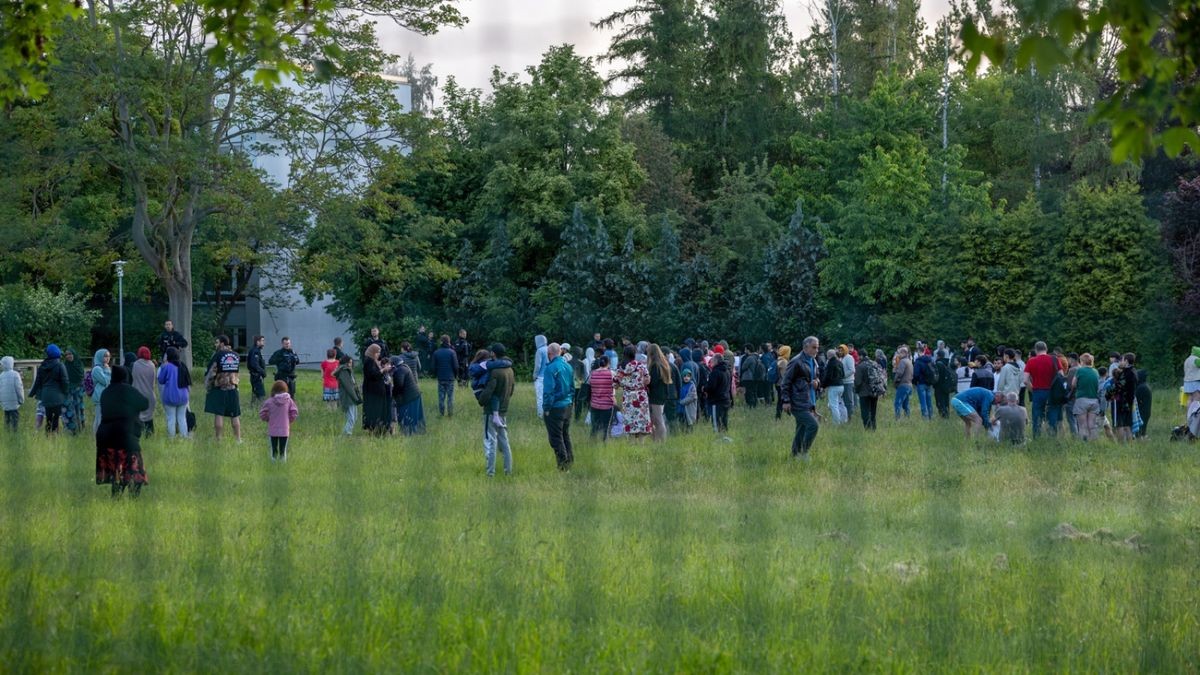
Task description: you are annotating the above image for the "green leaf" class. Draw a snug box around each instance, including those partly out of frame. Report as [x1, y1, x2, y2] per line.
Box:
[1159, 126, 1200, 158]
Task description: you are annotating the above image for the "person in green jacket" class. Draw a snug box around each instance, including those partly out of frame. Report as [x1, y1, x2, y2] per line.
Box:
[542, 343, 575, 471]
[477, 343, 515, 477]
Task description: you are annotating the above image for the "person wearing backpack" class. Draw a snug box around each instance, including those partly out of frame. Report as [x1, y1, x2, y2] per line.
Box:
[914, 350, 937, 420]
[933, 356, 956, 418]
[855, 355, 886, 430]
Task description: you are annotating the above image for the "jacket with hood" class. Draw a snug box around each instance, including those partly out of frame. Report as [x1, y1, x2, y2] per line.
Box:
[31, 352, 69, 408]
[335, 363, 362, 409]
[157, 361, 190, 407]
[775, 346, 792, 383]
[854, 358, 883, 398]
[132, 355, 158, 422]
[478, 360, 515, 415]
[542, 355, 575, 412]
[739, 353, 763, 382]
[704, 360, 732, 406]
[91, 350, 112, 403]
[259, 392, 299, 437]
[0, 357, 25, 411]
[533, 335, 549, 380]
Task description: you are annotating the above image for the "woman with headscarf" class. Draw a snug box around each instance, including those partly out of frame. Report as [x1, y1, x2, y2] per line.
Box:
[30, 344, 69, 433]
[131, 346, 157, 436]
[90, 348, 112, 433]
[617, 344, 651, 439]
[95, 365, 150, 497]
[62, 347, 87, 433]
[361, 343, 391, 435]
[647, 344, 673, 442]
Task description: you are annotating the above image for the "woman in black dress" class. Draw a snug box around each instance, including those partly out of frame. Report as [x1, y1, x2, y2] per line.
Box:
[95, 366, 150, 497]
[361, 343, 391, 435]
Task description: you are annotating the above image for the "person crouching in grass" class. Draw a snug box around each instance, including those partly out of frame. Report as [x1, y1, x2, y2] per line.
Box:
[259, 380, 298, 462]
[952, 386, 996, 439]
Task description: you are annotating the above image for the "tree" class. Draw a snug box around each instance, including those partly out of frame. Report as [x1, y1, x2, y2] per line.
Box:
[596, 0, 704, 138]
[0, 0, 462, 104]
[536, 205, 615, 342]
[1161, 176, 1200, 336]
[762, 201, 825, 342]
[1060, 181, 1167, 356]
[960, 0, 1200, 162]
[47, 0, 451, 365]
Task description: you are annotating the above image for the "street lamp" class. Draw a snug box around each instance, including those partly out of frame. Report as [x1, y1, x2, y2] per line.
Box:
[112, 260, 127, 366]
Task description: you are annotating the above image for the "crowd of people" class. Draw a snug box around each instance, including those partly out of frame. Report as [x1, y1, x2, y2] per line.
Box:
[4, 320, 1191, 494]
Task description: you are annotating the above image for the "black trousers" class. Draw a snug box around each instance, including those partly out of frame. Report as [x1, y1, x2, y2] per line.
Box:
[859, 396, 878, 430]
[776, 387, 785, 419]
[44, 407, 61, 432]
[251, 373, 266, 402]
[545, 405, 574, 470]
[275, 375, 296, 398]
[791, 409, 820, 456]
[270, 435, 289, 459]
[4, 409, 18, 431]
[744, 384, 758, 408]
[711, 404, 729, 432]
[590, 407, 612, 440]
[934, 389, 950, 418]
[764, 381, 774, 403]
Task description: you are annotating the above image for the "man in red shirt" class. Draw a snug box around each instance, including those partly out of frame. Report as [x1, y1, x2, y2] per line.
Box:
[1024, 341, 1061, 437]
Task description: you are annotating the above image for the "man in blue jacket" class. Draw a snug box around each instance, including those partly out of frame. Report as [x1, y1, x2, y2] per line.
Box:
[432, 335, 459, 416]
[541, 343, 575, 471]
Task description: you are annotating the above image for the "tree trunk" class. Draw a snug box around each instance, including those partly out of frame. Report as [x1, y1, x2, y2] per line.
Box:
[166, 279, 194, 369]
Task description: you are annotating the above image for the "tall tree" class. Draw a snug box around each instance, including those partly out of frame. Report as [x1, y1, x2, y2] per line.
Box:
[596, 0, 704, 139]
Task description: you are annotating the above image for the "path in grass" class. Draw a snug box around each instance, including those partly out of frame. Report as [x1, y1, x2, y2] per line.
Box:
[2, 375, 1198, 671]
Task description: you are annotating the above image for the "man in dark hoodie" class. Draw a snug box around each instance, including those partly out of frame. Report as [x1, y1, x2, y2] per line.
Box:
[477, 343, 515, 477]
[781, 336, 821, 460]
[433, 335, 459, 416]
[30, 344, 69, 433]
[704, 353, 732, 433]
[1135, 368, 1152, 438]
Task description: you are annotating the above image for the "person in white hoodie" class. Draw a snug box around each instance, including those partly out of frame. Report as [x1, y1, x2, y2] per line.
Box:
[0, 356, 25, 431]
[533, 335, 548, 418]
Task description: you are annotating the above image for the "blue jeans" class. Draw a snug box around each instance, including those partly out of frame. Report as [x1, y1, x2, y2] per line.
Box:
[484, 413, 512, 476]
[343, 405, 357, 435]
[1030, 389, 1060, 437]
[894, 384, 912, 418]
[438, 380, 454, 416]
[916, 383, 933, 419]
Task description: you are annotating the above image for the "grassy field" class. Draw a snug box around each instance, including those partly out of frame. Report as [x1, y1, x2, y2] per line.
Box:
[2, 373, 1199, 672]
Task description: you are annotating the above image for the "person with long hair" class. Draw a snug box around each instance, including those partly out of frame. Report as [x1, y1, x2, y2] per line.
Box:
[647, 344, 673, 442]
[361, 343, 391, 435]
[158, 346, 191, 439]
[617, 344, 651, 439]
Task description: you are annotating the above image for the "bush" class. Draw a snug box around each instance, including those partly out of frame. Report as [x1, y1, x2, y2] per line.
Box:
[0, 285, 100, 358]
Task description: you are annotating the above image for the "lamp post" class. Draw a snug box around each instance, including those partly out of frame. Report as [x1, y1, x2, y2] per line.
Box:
[112, 260, 127, 366]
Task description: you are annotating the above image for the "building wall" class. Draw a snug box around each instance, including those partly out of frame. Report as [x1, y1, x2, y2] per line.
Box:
[229, 74, 412, 365]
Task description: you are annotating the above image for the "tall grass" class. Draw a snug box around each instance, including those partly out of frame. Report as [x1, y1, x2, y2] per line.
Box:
[2, 374, 1198, 671]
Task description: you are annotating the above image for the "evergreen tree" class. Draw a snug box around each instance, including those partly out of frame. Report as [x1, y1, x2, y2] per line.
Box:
[763, 201, 826, 343]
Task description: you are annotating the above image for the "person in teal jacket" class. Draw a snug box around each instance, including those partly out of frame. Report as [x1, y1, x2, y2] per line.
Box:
[541, 343, 575, 470]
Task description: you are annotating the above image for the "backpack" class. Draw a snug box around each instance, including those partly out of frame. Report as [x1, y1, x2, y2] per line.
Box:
[83, 371, 95, 396]
[1049, 369, 1070, 405]
[867, 362, 888, 397]
[923, 360, 939, 386]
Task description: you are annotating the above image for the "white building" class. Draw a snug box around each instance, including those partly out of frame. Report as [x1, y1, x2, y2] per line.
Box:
[220, 73, 413, 363]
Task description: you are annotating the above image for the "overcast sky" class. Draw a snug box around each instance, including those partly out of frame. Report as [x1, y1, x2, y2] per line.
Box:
[376, 0, 953, 95]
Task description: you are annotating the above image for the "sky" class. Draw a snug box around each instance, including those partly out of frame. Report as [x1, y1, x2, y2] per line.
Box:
[376, 0, 954, 95]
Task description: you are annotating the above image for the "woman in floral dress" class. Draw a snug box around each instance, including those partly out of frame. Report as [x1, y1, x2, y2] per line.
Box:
[617, 345, 651, 438]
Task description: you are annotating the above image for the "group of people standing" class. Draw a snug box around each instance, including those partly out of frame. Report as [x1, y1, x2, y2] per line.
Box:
[6, 320, 1187, 491]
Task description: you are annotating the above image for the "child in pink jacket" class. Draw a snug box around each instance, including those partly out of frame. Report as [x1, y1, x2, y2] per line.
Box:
[259, 380, 299, 461]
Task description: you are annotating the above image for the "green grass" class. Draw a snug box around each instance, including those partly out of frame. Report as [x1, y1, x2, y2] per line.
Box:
[3, 374, 1199, 672]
